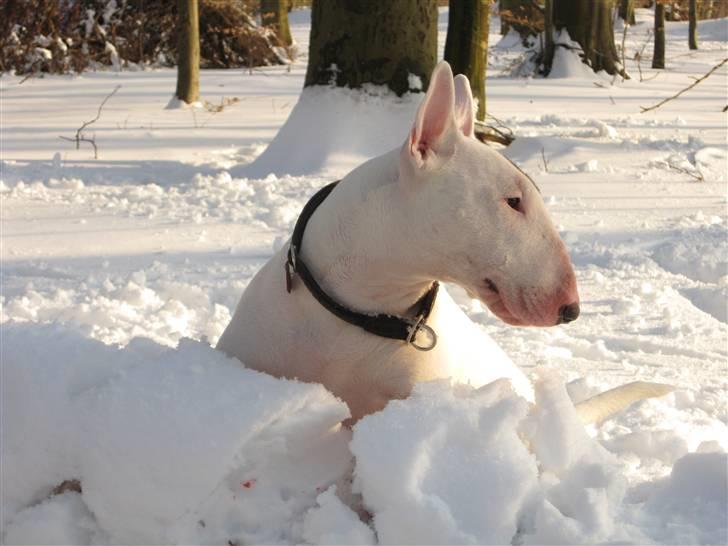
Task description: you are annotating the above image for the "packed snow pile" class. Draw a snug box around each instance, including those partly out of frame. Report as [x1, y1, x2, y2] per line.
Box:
[237, 86, 421, 178]
[2, 323, 352, 544]
[3, 322, 726, 545]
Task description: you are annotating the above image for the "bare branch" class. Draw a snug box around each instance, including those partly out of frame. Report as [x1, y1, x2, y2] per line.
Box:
[76, 85, 121, 142]
[59, 135, 98, 159]
[612, 21, 630, 85]
[18, 68, 38, 85]
[635, 29, 658, 82]
[60, 86, 120, 159]
[541, 148, 549, 172]
[474, 119, 515, 146]
[640, 58, 728, 113]
[667, 160, 704, 182]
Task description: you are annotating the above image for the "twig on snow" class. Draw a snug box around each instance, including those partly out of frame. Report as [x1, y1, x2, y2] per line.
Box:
[640, 57, 728, 113]
[667, 160, 704, 182]
[541, 147, 549, 172]
[18, 68, 39, 85]
[59, 85, 121, 159]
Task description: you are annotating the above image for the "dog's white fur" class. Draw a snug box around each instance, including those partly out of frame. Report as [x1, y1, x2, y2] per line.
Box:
[218, 62, 584, 422]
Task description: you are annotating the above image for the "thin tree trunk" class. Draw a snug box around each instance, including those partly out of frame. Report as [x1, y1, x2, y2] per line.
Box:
[499, 0, 514, 34]
[305, 0, 437, 96]
[543, 0, 554, 74]
[689, 0, 698, 49]
[553, 0, 624, 76]
[175, 0, 199, 103]
[444, 0, 489, 120]
[619, 0, 636, 25]
[653, 1, 666, 69]
[261, 0, 292, 46]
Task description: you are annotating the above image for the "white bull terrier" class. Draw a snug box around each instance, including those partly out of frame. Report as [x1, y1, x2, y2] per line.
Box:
[218, 62, 667, 423]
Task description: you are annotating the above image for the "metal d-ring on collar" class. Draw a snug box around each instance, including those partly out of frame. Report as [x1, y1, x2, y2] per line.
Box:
[284, 180, 439, 351]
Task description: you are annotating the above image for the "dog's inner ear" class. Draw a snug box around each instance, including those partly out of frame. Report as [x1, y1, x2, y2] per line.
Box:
[453, 74, 475, 138]
[408, 61, 456, 168]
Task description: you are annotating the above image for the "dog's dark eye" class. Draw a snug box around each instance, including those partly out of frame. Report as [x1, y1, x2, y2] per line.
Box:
[506, 197, 521, 212]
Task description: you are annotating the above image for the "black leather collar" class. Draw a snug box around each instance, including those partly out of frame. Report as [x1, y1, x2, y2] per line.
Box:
[285, 181, 439, 351]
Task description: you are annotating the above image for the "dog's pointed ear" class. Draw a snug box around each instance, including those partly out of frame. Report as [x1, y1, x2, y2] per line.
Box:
[454, 74, 475, 138]
[406, 61, 456, 169]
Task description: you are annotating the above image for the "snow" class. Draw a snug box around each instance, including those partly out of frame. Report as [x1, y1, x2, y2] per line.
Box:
[236, 85, 421, 178]
[2, 493, 96, 546]
[2, 323, 351, 544]
[300, 487, 376, 546]
[350, 379, 538, 545]
[2, 7, 727, 546]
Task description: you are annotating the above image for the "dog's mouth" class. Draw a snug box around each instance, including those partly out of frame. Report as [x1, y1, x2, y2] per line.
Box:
[484, 278, 499, 294]
[477, 278, 526, 326]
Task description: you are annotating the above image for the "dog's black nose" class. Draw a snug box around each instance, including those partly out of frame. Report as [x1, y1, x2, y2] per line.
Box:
[558, 303, 580, 324]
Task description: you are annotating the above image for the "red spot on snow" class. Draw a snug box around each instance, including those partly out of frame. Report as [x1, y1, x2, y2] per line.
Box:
[241, 479, 256, 489]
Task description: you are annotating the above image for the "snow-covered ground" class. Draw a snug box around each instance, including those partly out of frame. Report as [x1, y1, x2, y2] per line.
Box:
[2, 8, 727, 545]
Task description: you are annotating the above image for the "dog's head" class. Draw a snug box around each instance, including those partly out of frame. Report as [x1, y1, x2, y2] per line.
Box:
[399, 62, 579, 327]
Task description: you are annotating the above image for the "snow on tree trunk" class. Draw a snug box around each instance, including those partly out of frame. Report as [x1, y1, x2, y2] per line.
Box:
[304, 0, 438, 96]
[689, 0, 698, 50]
[444, 0, 490, 121]
[261, 0, 292, 47]
[653, 2, 666, 69]
[175, 0, 200, 103]
[552, 0, 624, 76]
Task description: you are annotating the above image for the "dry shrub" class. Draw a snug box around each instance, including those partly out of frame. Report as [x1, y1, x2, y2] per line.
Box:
[1, 0, 290, 75]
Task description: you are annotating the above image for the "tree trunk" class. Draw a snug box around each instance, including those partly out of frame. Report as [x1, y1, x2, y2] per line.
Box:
[444, 0, 490, 121]
[619, 0, 636, 25]
[261, 0, 292, 46]
[689, 0, 698, 49]
[175, 0, 200, 103]
[499, 0, 516, 34]
[543, 0, 554, 74]
[551, 0, 624, 76]
[305, 0, 437, 96]
[653, 1, 665, 69]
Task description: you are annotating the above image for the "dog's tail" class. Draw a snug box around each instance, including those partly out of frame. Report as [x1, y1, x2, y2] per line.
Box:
[575, 381, 674, 425]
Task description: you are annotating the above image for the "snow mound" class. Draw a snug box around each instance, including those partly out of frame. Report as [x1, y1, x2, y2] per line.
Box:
[549, 45, 605, 79]
[1, 323, 352, 544]
[301, 487, 376, 546]
[351, 373, 632, 545]
[236, 86, 420, 178]
[652, 224, 727, 284]
[680, 286, 728, 323]
[548, 31, 612, 80]
[644, 452, 728, 545]
[3, 323, 726, 545]
[2, 493, 96, 546]
[351, 378, 537, 545]
[693, 146, 728, 183]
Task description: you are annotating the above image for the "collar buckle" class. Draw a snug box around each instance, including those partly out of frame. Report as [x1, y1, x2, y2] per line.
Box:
[405, 315, 437, 351]
[285, 244, 298, 293]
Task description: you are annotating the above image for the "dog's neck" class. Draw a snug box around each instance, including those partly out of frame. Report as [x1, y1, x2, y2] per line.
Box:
[299, 149, 436, 317]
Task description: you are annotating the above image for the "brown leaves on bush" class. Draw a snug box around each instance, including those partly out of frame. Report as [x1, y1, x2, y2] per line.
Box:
[1, 0, 290, 75]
